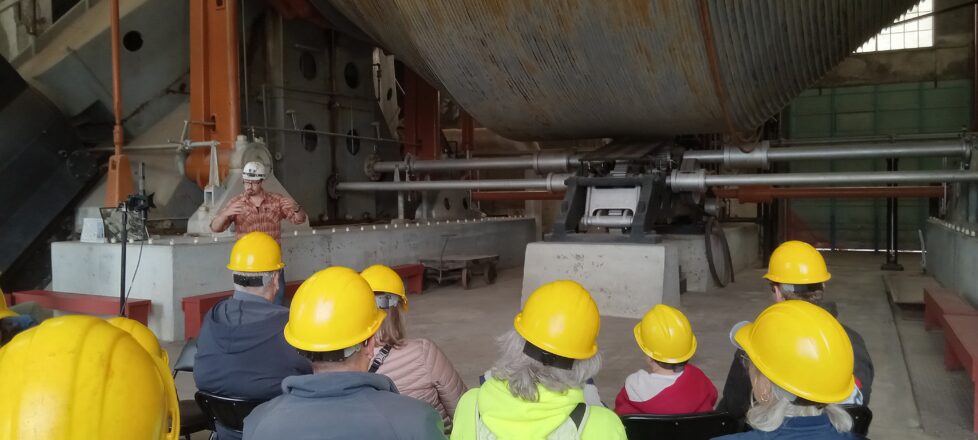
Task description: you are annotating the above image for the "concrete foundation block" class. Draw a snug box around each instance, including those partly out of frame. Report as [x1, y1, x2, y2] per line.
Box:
[521, 242, 680, 319]
[662, 223, 761, 292]
[52, 218, 534, 340]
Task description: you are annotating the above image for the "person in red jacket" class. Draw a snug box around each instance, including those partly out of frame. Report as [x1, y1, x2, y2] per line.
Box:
[615, 304, 717, 415]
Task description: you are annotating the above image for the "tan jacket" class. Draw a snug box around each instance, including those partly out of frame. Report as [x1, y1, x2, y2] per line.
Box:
[375, 338, 467, 429]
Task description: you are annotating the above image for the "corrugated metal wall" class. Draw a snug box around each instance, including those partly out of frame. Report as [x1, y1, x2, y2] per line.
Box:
[785, 79, 972, 250]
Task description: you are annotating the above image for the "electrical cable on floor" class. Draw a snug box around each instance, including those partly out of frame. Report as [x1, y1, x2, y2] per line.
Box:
[123, 238, 145, 308]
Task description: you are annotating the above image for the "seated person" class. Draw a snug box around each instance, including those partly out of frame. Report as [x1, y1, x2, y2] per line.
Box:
[361, 265, 468, 430]
[717, 241, 873, 419]
[0, 294, 41, 347]
[615, 304, 716, 415]
[451, 281, 626, 439]
[244, 267, 446, 439]
[194, 232, 311, 440]
[716, 301, 860, 439]
[0, 315, 178, 438]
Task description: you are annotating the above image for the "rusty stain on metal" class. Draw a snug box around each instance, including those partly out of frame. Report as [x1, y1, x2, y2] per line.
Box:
[315, 0, 916, 140]
[696, 0, 737, 141]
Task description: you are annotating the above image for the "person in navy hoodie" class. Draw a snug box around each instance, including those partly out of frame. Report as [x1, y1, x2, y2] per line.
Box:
[714, 301, 860, 440]
[615, 304, 717, 415]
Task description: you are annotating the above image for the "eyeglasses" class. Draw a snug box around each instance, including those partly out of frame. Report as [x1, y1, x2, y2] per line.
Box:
[739, 351, 753, 371]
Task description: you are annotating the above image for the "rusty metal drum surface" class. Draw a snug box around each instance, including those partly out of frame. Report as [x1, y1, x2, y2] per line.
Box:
[314, 0, 915, 140]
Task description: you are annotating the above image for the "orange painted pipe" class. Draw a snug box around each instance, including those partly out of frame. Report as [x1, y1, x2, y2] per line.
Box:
[103, 0, 133, 207]
[713, 185, 945, 203]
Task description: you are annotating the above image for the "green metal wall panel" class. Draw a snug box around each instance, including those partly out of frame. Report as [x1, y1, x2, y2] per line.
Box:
[785, 80, 971, 250]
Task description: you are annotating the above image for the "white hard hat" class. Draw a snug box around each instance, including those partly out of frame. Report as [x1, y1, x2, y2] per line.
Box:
[242, 161, 266, 181]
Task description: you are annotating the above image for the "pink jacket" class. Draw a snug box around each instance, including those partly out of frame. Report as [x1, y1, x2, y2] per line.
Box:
[374, 338, 467, 429]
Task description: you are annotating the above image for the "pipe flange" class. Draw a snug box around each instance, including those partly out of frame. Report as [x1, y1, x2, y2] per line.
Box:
[724, 141, 769, 169]
[669, 169, 707, 193]
[364, 153, 383, 181]
[326, 174, 339, 200]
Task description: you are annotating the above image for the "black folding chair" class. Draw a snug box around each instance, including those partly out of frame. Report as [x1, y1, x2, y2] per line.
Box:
[171, 339, 212, 439]
[841, 404, 873, 436]
[195, 390, 266, 433]
[621, 412, 743, 440]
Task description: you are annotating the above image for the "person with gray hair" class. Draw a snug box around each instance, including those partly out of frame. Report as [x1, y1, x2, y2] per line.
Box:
[194, 232, 311, 440]
[717, 241, 873, 420]
[450, 280, 626, 440]
[715, 300, 860, 440]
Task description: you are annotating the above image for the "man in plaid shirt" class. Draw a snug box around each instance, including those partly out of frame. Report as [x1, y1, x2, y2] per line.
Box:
[211, 161, 307, 303]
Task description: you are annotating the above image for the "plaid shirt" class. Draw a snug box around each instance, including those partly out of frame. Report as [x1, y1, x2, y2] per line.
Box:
[213, 191, 306, 241]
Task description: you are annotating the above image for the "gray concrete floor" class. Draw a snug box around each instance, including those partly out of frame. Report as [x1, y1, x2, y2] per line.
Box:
[166, 251, 976, 439]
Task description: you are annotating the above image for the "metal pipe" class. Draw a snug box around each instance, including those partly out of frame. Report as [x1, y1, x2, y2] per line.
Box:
[373, 153, 577, 174]
[110, 0, 122, 156]
[670, 170, 978, 191]
[684, 140, 970, 166]
[243, 124, 412, 146]
[770, 133, 974, 146]
[471, 191, 567, 201]
[225, 0, 241, 138]
[337, 174, 570, 192]
[713, 186, 945, 203]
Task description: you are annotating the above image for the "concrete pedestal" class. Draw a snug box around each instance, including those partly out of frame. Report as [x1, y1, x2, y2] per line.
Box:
[521, 223, 760, 319]
[52, 217, 534, 340]
[662, 223, 761, 292]
[521, 242, 681, 318]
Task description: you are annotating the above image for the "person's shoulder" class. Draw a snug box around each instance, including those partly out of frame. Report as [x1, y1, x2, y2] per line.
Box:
[582, 405, 626, 438]
[588, 405, 624, 422]
[228, 192, 248, 202]
[455, 387, 480, 409]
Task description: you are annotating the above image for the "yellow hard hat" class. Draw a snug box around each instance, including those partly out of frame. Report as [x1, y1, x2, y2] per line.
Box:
[227, 232, 285, 272]
[107, 317, 179, 435]
[0, 315, 179, 439]
[284, 267, 387, 352]
[0, 292, 16, 320]
[633, 304, 697, 363]
[734, 300, 855, 404]
[514, 280, 600, 360]
[763, 240, 831, 285]
[361, 264, 408, 310]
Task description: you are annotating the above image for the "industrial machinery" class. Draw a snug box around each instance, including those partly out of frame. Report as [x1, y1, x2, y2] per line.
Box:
[3, 0, 977, 334]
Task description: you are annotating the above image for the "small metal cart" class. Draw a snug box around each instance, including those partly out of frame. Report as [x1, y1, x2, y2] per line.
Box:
[421, 254, 499, 289]
[421, 234, 499, 289]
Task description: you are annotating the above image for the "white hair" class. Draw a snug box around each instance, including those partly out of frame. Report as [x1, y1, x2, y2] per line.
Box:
[747, 378, 853, 433]
[489, 330, 602, 402]
[232, 270, 277, 291]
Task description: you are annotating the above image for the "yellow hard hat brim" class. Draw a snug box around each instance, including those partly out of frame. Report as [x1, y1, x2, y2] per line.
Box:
[734, 321, 854, 404]
[763, 271, 831, 285]
[227, 262, 286, 272]
[633, 322, 696, 364]
[513, 314, 598, 360]
[284, 308, 387, 352]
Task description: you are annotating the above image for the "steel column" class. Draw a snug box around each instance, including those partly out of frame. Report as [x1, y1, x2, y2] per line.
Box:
[185, 0, 240, 188]
[103, 0, 134, 207]
[881, 159, 904, 271]
[403, 68, 440, 161]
